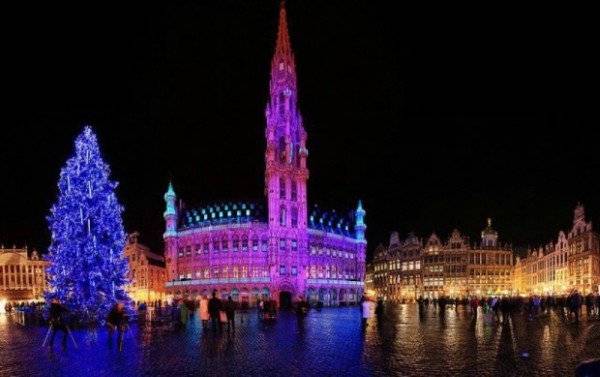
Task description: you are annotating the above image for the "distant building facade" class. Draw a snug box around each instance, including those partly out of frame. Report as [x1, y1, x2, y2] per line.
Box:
[372, 219, 514, 301]
[0, 246, 48, 301]
[162, 3, 366, 307]
[124, 233, 167, 303]
[514, 204, 600, 295]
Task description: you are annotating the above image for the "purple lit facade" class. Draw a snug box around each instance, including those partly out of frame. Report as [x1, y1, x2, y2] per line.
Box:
[163, 3, 366, 306]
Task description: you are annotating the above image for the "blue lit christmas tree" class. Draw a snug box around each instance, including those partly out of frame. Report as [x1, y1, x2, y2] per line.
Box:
[45, 126, 129, 322]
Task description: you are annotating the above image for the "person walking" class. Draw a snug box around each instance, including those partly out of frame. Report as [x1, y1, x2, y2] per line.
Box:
[199, 295, 210, 330]
[225, 296, 236, 332]
[208, 291, 222, 332]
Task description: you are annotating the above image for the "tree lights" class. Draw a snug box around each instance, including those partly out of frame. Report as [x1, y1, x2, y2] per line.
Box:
[45, 126, 129, 323]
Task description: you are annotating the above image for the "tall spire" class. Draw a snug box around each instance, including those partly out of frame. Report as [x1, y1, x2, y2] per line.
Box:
[272, 1, 295, 74]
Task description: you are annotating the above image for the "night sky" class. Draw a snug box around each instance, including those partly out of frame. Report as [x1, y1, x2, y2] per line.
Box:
[2, 2, 598, 259]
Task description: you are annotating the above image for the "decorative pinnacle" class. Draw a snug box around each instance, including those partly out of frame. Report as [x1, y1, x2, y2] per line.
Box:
[164, 181, 176, 203]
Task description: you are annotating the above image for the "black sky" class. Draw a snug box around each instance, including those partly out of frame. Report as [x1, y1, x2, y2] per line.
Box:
[2, 2, 598, 259]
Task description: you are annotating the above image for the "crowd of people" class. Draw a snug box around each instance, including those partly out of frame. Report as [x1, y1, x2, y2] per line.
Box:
[358, 290, 600, 327]
[409, 290, 600, 323]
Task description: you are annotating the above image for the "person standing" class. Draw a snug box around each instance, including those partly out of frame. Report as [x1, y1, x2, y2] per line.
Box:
[568, 291, 582, 323]
[361, 297, 375, 328]
[178, 300, 189, 328]
[47, 298, 68, 348]
[585, 293, 594, 319]
[107, 302, 127, 347]
[199, 296, 210, 330]
[208, 291, 222, 332]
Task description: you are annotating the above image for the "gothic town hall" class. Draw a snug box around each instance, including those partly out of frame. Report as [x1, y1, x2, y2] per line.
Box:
[163, 3, 366, 307]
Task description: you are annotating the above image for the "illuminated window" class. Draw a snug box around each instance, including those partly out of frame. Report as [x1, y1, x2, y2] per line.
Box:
[279, 136, 286, 163]
[291, 266, 298, 276]
[280, 265, 286, 275]
[252, 237, 259, 251]
[279, 177, 286, 199]
[291, 181, 297, 201]
[291, 207, 298, 227]
[261, 237, 269, 252]
[280, 206, 286, 226]
[233, 236, 239, 252]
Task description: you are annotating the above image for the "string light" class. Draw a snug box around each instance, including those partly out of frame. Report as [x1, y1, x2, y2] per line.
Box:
[45, 126, 130, 322]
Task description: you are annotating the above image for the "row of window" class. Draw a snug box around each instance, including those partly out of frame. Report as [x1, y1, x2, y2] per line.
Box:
[178, 238, 268, 257]
[309, 265, 357, 279]
[469, 269, 511, 277]
[309, 247, 356, 259]
[178, 238, 307, 257]
[179, 266, 270, 280]
[469, 253, 512, 266]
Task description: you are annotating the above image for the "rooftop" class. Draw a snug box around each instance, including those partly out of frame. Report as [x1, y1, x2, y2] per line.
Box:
[178, 201, 267, 230]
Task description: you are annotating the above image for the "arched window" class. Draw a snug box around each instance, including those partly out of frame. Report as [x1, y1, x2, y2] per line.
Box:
[291, 181, 297, 201]
[291, 207, 298, 228]
[242, 236, 248, 251]
[261, 237, 269, 252]
[278, 92, 285, 114]
[280, 206, 286, 226]
[221, 237, 228, 252]
[279, 177, 286, 199]
[232, 235, 240, 252]
[279, 136, 286, 163]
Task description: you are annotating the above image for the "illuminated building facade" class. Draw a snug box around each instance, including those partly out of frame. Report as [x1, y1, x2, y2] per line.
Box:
[514, 204, 599, 295]
[124, 232, 167, 303]
[0, 246, 48, 302]
[371, 219, 514, 300]
[163, 3, 366, 307]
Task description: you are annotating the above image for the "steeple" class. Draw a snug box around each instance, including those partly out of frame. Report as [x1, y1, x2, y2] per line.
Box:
[265, 0, 303, 157]
[272, 1, 295, 75]
[265, 1, 308, 233]
[163, 181, 177, 238]
[355, 200, 367, 243]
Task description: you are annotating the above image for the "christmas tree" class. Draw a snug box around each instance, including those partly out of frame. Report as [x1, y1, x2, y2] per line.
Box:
[45, 126, 129, 322]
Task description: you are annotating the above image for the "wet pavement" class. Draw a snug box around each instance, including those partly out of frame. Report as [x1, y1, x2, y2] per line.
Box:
[1, 305, 600, 376]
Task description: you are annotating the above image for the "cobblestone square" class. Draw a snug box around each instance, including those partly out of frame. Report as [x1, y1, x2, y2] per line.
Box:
[2, 306, 600, 377]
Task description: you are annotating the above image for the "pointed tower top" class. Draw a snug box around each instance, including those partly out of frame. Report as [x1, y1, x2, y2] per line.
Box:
[272, 1, 295, 73]
[164, 181, 176, 204]
[166, 181, 176, 196]
[357, 200, 365, 213]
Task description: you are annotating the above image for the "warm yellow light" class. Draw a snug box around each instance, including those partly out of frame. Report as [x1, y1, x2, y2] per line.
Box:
[0, 298, 6, 314]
